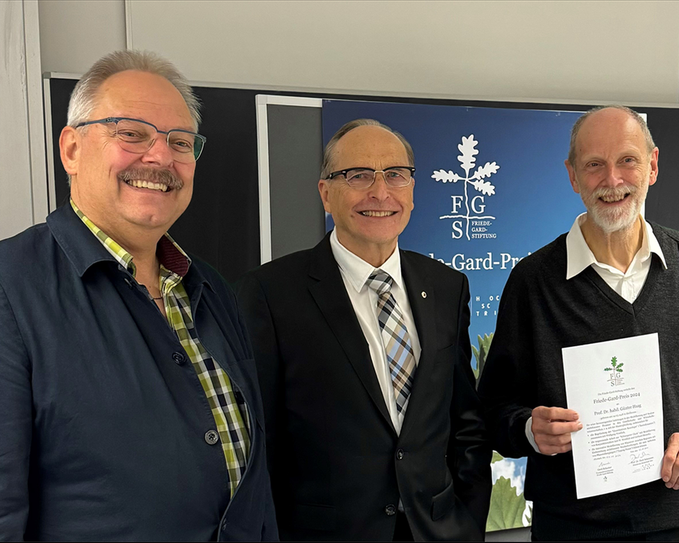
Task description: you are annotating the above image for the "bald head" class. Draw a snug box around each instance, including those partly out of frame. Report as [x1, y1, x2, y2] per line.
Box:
[568, 106, 655, 166]
[320, 119, 414, 180]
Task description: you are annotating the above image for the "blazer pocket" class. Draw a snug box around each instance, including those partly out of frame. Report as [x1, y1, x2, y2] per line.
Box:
[292, 503, 337, 532]
[431, 480, 456, 521]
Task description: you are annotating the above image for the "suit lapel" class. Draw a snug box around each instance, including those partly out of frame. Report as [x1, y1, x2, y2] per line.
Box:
[307, 236, 394, 431]
[398, 251, 437, 440]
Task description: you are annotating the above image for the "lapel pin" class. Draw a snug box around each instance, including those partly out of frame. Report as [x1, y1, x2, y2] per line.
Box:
[421, 291, 427, 298]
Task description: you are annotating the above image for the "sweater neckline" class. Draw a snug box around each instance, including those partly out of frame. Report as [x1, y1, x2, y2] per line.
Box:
[582, 254, 664, 316]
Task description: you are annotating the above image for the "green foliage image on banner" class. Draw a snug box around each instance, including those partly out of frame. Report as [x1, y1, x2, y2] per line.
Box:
[486, 452, 532, 532]
[472, 333, 494, 381]
[473, 335, 532, 532]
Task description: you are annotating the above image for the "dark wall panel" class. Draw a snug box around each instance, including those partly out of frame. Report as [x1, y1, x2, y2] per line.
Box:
[267, 105, 324, 260]
[645, 109, 679, 228]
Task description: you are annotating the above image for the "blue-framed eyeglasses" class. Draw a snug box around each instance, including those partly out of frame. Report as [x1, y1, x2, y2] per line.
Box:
[75, 117, 207, 163]
[326, 167, 415, 189]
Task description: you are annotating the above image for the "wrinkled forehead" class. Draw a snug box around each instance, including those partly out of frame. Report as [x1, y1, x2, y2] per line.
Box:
[577, 110, 644, 149]
[94, 71, 195, 130]
[333, 126, 409, 167]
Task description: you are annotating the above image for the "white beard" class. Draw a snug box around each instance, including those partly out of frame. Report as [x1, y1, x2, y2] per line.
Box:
[582, 185, 646, 234]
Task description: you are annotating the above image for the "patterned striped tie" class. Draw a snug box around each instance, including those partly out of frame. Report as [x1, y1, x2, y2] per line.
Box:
[366, 269, 417, 414]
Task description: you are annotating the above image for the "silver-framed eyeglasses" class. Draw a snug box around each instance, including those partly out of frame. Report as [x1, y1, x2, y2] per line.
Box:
[75, 117, 207, 163]
[326, 167, 415, 189]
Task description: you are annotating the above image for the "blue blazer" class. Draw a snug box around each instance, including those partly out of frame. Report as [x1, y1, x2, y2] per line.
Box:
[0, 204, 277, 541]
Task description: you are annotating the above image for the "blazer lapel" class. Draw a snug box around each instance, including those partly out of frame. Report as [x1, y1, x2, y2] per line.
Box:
[398, 251, 438, 440]
[307, 236, 394, 431]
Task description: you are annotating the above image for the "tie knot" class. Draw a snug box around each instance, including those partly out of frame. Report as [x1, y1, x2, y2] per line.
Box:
[366, 269, 393, 296]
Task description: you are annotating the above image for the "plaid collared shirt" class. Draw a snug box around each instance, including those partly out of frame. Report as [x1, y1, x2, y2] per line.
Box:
[71, 200, 250, 497]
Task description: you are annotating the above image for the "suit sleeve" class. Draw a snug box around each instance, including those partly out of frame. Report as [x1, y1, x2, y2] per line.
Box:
[477, 269, 535, 459]
[448, 274, 492, 534]
[0, 281, 32, 540]
[234, 274, 284, 494]
[227, 282, 278, 542]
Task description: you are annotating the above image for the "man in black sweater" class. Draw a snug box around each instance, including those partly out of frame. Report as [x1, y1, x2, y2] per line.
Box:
[479, 106, 679, 540]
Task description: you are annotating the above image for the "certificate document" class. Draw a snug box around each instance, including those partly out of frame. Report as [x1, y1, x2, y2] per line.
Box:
[562, 333, 663, 499]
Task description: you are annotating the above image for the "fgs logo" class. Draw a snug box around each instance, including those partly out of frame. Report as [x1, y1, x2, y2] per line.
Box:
[432, 135, 500, 240]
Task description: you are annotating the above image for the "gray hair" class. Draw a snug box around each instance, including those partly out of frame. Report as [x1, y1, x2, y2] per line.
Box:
[320, 118, 415, 179]
[567, 105, 655, 166]
[67, 50, 201, 130]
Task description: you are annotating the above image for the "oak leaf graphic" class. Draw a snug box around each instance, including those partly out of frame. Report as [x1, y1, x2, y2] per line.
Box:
[470, 180, 496, 196]
[457, 135, 479, 173]
[431, 170, 462, 183]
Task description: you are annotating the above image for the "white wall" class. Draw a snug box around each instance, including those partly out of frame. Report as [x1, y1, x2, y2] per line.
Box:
[0, 0, 47, 241]
[39, 0, 679, 106]
[38, 0, 126, 75]
[128, 0, 679, 105]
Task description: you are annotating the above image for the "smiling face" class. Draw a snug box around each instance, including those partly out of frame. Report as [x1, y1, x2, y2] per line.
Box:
[60, 70, 196, 247]
[566, 108, 658, 235]
[318, 125, 414, 266]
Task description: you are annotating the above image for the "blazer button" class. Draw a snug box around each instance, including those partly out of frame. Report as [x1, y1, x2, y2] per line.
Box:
[396, 449, 404, 460]
[204, 430, 220, 445]
[172, 352, 186, 365]
[385, 504, 397, 516]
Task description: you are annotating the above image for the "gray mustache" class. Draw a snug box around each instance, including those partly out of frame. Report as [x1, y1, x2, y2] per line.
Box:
[593, 186, 635, 199]
[118, 168, 184, 190]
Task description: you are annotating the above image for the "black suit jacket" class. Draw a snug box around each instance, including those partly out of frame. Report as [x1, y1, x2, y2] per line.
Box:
[237, 235, 491, 541]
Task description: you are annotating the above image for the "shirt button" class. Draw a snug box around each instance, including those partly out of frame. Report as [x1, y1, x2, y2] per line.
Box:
[396, 449, 404, 460]
[205, 430, 220, 445]
[172, 352, 186, 365]
[385, 504, 397, 516]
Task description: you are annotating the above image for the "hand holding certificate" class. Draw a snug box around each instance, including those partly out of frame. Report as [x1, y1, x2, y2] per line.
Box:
[562, 333, 663, 499]
[531, 406, 582, 455]
[661, 433, 679, 490]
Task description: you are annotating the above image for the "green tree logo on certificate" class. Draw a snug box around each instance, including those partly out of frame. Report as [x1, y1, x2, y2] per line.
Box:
[604, 356, 624, 386]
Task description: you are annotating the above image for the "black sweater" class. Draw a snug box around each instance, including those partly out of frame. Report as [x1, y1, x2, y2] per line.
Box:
[479, 222, 679, 540]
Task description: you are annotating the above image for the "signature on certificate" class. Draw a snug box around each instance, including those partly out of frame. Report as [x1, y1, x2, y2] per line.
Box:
[596, 461, 614, 477]
[629, 451, 649, 464]
[630, 450, 654, 473]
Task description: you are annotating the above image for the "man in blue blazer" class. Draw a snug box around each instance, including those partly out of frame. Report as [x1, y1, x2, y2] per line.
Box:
[237, 120, 491, 540]
[0, 50, 276, 541]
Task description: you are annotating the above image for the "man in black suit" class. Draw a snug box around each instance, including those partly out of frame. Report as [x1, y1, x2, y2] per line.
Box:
[237, 119, 491, 541]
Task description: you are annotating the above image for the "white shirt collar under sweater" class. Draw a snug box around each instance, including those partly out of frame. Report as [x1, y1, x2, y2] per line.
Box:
[565, 212, 667, 303]
[329, 228, 421, 435]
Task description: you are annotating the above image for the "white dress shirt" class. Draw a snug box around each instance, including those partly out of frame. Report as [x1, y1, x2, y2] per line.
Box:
[526, 213, 667, 453]
[330, 228, 421, 435]
[566, 212, 667, 303]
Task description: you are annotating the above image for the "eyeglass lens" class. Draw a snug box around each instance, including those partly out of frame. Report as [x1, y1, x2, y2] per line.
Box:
[345, 168, 412, 187]
[114, 119, 203, 163]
